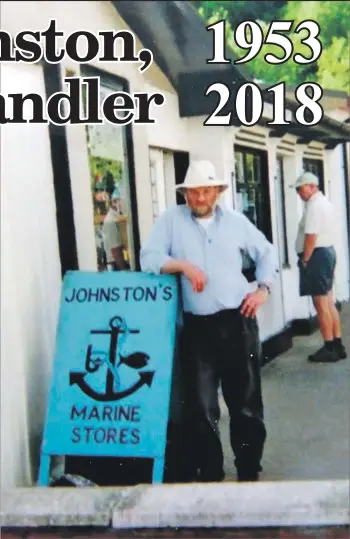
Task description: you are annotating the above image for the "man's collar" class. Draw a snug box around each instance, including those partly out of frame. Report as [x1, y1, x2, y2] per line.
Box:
[307, 191, 322, 203]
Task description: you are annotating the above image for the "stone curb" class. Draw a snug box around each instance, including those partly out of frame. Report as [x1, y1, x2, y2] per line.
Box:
[1, 480, 349, 529]
[0, 486, 134, 527]
[112, 480, 350, 529]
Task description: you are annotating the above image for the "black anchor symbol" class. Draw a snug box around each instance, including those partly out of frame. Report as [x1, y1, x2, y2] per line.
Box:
[70, 316, 155, 401]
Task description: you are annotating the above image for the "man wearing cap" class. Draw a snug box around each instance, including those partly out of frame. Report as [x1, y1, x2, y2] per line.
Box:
[140, 160, 278, 482]
[102, 187, 126, 271]
[294, 171, 347, 362]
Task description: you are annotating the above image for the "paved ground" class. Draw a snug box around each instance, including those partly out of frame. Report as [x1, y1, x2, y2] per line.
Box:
[220, 303, 350, 482]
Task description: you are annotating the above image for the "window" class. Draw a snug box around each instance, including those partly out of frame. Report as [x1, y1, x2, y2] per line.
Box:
[303, 158, 325, 193]
[234, 147, 272, 239]
[234, 146, 272, 280]
[82, 67, 137, 271]
[275, 156, 289, 267]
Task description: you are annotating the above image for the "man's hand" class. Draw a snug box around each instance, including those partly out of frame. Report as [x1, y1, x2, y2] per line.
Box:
[160, 259, 206, 292]
[303, 233, 317, 265]
[181, 261, 207, 293]
[240, 288, 269, 318]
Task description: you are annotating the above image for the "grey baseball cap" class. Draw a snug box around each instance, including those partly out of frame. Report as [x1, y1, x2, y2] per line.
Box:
[291, 171, 319, 189]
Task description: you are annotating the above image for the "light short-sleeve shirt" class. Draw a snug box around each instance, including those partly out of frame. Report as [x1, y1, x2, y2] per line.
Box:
[295, 191, 335, 254]
[102, 209, 122, 263]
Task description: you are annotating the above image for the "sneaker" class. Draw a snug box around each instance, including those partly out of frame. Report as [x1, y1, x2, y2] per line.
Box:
[334, 344, 347, 360]
[308, 346, 339, 363]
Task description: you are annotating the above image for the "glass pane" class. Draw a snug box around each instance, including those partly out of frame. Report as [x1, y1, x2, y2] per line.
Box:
[253, 154, 261, 185]
[246, 153, 254, 185]
[235, 152, 244, 184]
[235, 149, 260, 271]
[237, 152, 258, 227]
[85, 82, 134, 271]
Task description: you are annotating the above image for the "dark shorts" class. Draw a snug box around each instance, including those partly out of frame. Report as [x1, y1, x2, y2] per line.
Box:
[298, 246, 336, 297]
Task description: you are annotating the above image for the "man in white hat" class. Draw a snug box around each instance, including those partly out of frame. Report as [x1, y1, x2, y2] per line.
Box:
[293, 171, 346, 363]
[141, 159, 278, 482]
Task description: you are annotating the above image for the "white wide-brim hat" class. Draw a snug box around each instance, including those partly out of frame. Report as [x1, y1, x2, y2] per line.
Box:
[291, 171, 319, 189]
[176, 160, 229, 193]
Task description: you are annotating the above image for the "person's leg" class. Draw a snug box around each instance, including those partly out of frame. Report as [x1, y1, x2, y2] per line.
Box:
[327, 291, 341, 339]
[327, 292, 347, 359]
[312, 295, 334, 342]
[304, 248, 343, 362]
[218, 313, 266, 481]
[308, 294, 340, 362]
[180, 317, 224, 482]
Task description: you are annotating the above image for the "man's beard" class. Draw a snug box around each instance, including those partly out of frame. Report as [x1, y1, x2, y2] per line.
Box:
[191, 205, 214, 218]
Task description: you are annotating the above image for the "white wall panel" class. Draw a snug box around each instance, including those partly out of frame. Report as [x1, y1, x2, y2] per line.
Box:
[1, 64, 62, 487]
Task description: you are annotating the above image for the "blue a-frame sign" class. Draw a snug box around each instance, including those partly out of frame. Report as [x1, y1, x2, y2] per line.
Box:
[38, 270, 178, 485]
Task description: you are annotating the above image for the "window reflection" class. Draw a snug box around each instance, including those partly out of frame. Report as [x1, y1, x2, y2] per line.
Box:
[83, 75, 135, 271]
[303, 158, 325, 193]
[235, 150, 263, 228]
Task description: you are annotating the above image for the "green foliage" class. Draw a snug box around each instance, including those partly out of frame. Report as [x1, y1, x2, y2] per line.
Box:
[283, 1, 349, 45]
[317, 37, 350, 93]
[89, 155, 122, 192]
[194, 1, 286, 25]
[196, 0, 350, 91]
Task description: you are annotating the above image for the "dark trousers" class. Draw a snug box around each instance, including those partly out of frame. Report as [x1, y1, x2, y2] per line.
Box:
[180, 308, 266, 482]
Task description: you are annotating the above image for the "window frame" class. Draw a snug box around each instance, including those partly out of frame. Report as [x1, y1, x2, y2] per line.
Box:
[276, 155, 290, 268]
[80, 65, 141, 271]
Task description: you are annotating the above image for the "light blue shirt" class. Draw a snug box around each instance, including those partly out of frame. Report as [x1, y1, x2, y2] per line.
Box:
[140, 204, 278, 315]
